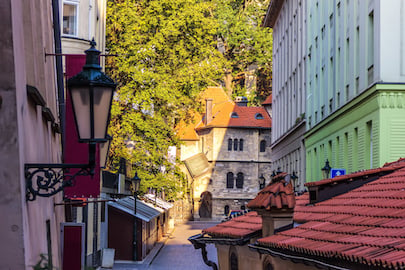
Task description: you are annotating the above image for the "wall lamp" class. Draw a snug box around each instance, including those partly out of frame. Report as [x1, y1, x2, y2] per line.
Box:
[321, 159, 332, 179]
[25, 39, 116, 201]
[258, 174, 266, 189]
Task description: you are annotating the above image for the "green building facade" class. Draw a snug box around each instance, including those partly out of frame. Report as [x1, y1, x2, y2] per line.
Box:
[305, 0, 405, 182]
[306, 84, 405, 181]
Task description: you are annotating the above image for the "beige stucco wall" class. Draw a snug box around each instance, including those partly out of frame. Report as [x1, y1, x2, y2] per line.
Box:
[215, 244, 318, 270]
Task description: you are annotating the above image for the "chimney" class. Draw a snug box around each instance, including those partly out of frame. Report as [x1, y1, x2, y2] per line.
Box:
[235, 96, 248, 107]
[247, 173, 295, 237]
[205, 98, 213, 125]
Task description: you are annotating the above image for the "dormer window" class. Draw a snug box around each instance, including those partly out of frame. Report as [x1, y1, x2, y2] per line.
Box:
[255, 113, 264, 119]
[231, 112, 239, 118]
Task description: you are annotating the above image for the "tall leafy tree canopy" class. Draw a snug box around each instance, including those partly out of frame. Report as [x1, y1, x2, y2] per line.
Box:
[106, 0, 223, 199]
[214, 0, 272, 102]
[106, 0, 272, 199]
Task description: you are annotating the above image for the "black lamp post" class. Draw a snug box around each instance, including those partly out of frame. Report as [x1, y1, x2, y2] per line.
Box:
[130, 172, 141, 261]
[25, 39, 116, 201]
[321, 159, 332, 179]
[100, 134, 112, 169]
[258, 174, 266, 189]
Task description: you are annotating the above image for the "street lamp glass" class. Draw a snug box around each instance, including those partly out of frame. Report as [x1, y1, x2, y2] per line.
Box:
[68, 40, 116, 142]
[132, 172, 141, 192]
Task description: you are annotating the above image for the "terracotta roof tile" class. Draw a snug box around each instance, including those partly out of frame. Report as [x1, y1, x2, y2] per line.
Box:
[203, 211, 262, 239]
[177, 87, 271, 139]
[247, 178, 295, 210]
[262, 94, 272, 105]
[196, 101, 271, 129]
[257, 159, 405, 269]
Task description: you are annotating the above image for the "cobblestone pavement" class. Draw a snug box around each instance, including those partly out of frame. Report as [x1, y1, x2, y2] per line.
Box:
[111, 221, 219, 270]
[148, 221, 219, 270]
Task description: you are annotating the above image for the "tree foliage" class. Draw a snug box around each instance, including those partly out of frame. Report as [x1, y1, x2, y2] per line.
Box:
[106, 0, 224, 199]
[105, 0, 272, 199]
[213, 0, 273, 101]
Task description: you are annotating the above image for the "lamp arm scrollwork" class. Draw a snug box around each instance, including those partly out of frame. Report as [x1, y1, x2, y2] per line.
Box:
[25, 164, 94, 201]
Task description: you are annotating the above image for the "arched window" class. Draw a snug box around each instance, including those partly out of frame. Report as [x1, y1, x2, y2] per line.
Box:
[230, 251, 238, 270]
[224, 205, 230, 216]
[228, 138, 233, 151]
[255, 113, 264, 119]
[239, 139, 244, 151]
[234, 139, 238, 151]
[226, 172, 234, 188]
[260, 140, 266, 152]
[236, 172, 244, 188]
[231, 112, 239, 118]
[264, 261, 274, 270]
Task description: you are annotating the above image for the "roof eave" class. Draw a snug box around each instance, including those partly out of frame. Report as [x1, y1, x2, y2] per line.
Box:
[263, 0, 285, 28]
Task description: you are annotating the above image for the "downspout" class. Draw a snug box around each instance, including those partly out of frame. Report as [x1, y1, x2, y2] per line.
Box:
[52, 0, 65, 156]
[188, 234, 218, 270]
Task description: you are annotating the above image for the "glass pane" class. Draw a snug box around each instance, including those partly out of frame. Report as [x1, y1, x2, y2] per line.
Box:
[70, 87, 91, 139]
[63, 4, 77, 36]
[93, 86, 113, 139]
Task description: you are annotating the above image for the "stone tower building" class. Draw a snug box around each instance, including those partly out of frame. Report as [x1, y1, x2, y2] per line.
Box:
[179, 87, 272, 220]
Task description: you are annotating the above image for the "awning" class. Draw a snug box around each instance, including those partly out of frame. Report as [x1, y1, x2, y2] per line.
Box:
[108, 196, 161, 222]
[143, 193, 174, 210]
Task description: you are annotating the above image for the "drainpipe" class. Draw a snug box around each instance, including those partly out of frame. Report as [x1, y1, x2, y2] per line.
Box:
[52, 0, 65, 156]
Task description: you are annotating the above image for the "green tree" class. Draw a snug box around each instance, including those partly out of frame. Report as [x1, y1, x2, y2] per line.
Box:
[106, 0, 224, 199]
[213, 0, 273, 101]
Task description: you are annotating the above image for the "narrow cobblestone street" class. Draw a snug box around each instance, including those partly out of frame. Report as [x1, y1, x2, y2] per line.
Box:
[149, 221, 219, 270]
[113, 221, 219, 270]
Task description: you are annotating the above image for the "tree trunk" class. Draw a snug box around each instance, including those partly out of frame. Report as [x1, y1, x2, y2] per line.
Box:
[224, 70, 233, 97]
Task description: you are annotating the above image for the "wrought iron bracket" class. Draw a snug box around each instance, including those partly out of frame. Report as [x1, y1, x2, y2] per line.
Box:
[25, 163, 94, 201]
[25, 143, 96, 201]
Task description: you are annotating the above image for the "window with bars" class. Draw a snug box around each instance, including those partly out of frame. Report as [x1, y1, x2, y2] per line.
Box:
[260, 140, 266, 152]
[239, 139, 244, 151]
[236, 173, 244, 188]
[226, 172, 234, 188]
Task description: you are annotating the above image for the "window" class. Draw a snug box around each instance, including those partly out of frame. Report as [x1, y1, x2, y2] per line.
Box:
[226, 172, 234, 188]
[264, 262, 274, 270]
[228, 138, 233, 151]
[233, 139, 238, 151]
[260, 140, 266, 152]
[239, 139, 244, 151]
[236, 173, 244, 188]
[255, 113, 264, 119]
[231, 112, 239, 118]
[230, 251, 238, 270]
[224, 205, 230, 216]
[63, 2, 78, 36]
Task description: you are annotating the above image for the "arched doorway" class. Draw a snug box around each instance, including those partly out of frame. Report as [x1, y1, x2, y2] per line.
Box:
[199, 191, 212, 218]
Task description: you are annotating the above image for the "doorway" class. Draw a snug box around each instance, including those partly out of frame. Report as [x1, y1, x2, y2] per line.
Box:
[199, 191, 212, 218]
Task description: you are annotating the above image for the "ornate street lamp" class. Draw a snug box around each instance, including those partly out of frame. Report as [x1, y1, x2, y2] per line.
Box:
[130, 171, 141, 261]
[25, 40, 116, 201]
[258, 174, 266, 189]
[68, 39, 116, 142]
[321, 159, 332, 179]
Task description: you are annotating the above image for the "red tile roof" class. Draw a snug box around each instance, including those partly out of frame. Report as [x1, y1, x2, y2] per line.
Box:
[203, 211, 262, 239]
[257, 159, 405, 269]
[196, 102, 271, 129]
[262, 94, 272, 105]
[177, 87, 271, 140]
[247, 178, 295, 210]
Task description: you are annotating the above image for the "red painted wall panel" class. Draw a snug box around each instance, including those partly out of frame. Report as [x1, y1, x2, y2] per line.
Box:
[64, 55, 100, 198]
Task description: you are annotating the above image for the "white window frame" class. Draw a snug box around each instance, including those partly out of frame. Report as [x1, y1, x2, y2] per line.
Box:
[63, 0, 79, 37]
